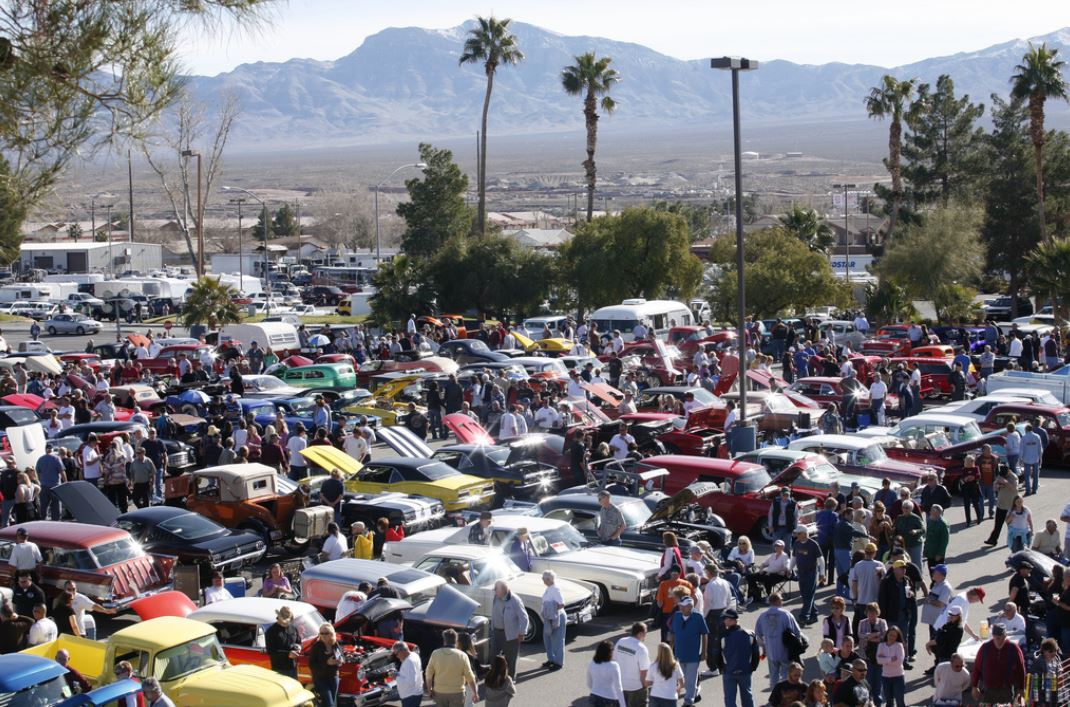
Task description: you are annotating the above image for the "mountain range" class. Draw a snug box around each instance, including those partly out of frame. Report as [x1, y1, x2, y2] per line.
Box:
[185, 22, 1070, 151]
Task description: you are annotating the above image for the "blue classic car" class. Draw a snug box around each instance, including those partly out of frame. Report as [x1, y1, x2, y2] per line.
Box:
[59, 679, 143, 706]
[238, 397, 378, 435]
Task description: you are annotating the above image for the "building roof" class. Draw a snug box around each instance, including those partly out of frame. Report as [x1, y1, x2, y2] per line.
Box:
[19, 242, 143, 252]
[501, 228, 573, 248]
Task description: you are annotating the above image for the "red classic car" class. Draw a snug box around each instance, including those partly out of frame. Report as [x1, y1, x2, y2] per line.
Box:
[356, 355, 459, 387]
[139, 344, 214, 374]
[979, 403, 1070, 466]
[618, 412, 723, 456]
[1, 393, 56, 416]
[131, 593, 402, 706]
[603, 340, 685, 386]
[637, 455, 818, 542]
[887, 357, 949, 398]
[880, 432, 1010, 491]
[59, 353, 104, 372]
[0, 521, 174, 608]
[861, 325, 914, 357]
[787, 376, 879, 409]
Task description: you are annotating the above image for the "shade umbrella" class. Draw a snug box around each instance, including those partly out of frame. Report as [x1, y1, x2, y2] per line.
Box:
[308, 334, 331, 347]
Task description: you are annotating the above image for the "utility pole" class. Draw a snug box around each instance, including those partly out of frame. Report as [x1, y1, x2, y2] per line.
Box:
[127, 149, 135, 243]
[229, 198, 246, 288]
[181, 150, 204, 276]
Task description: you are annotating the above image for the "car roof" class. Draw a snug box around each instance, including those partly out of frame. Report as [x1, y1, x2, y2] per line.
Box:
[541, 494, 643, 511]
[111, 616, 214, 646]
[794, 377, 842, 385]
[188, 597, 319, 625]
[0, 654, 66, 692]
[643, 454, 764, 474]
[789, 434, 876, 449]
[895, 413, 978, 426]
[193, 463, 278, 480]
[739, 448, 813, 462]
[989, 402, 1066, 413]
[485, 516, 573, 532]
[420, 545, 506, 561]
[0, 521, 130, 547]
[116, 505, 199, 524]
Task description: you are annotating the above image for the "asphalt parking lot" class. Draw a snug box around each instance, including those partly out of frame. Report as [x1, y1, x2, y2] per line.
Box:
[10, 322, 1064, 706]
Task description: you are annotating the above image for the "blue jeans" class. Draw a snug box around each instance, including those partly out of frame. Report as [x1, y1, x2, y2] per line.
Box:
[543, 609, 566, 666]
[680, 661, 700, 704]
[907, 544, 922, 570]
[314, 676, 339, 707]
[871, 399, 885, 426]
[834, 548, 852, 598]
[154, 464, 165, 500]
[882, 675, 905, 707]
[723, 670, 754, 707]
[40, 486, 60, 521]
[0, 499, 13, 528]
[767, 659, 788, 691]
[650, 698, 678, 707]
[427, 408, 443, 439]
[1023, 462, 1040, 494]
[867, 662, 883, 706]
[401, 696, 423, 707]
[798, 572, 818, 622]
[981, 483, 995, 516]
[1008, 526, 1031, 552]
[1007, 455, 1019, 474]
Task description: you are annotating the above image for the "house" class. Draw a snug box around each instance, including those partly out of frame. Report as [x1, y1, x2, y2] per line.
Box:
[501, 228, 573, 250]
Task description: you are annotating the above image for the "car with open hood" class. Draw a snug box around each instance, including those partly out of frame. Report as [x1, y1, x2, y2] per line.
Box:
[53, 481, 265, 582]
[381, 515, 661, 608]
[129, 594, 400, 706]
[733, 448, 899, 503]
[0, 521, 175, 609]
[409, 544, 597, 642]
[301, 559, 492, 664]
[299, 442, 495, 514]
[786, 434, 936, 486]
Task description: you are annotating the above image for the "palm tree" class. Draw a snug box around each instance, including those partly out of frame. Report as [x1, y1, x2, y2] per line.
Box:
[459, 16, 524, 235]
[865, 75, 917, 239]
[779, 205, 834, 254]
[1011, 43, 1069, 240]
[561, 53, 620, 222]
[180, 277, 242, 331]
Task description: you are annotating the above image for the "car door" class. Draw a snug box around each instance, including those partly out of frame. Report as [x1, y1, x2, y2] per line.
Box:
[355, 464, 394, 494]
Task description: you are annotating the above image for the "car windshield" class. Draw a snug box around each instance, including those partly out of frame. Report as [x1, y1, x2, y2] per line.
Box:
[689, 389, 720, 407]
[2, 675, 71, 706]
[763, 394, 796, 414]
[89, 537, 143, 567]
[467, 340, 490, 353]
[528, 525, 588, 555]
[471, 555, 522, 585]
[857, 444, 888, 465]
[247, 404, 276, 417]
[251, 377, 286, 391]
[483, 448, 512, 467]
[157, 513, 223, 541]
[806, 463, 843, 483]
[734, 468, 773, 494]
[1057, 412, 1070, 428]
[4, 408, 37, 425]
[416, 462, 460, 480]
[285, 398, 317, 414]
[154, 635, 227, 682]
[619, 500, 653, 527]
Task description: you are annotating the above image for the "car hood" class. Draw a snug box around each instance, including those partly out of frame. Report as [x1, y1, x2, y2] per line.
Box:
[548, 545, 658, 575]
[51, 481, 120, 526]
[443, 413, 496, 445]
[409, 583, 481, 628]
[377, 426, 434, 458]
[180, 664, 314, 707]
[129, 590, 198, 621]
[646, 482, 718, 523]
[300, 445, 363, 475]
[191, 530, 263, 554]
[868, 458, 929, 475]
[502, 572, 592, 606]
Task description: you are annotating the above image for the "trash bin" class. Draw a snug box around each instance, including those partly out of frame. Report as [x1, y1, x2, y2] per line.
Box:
[727, 424, 757, 455]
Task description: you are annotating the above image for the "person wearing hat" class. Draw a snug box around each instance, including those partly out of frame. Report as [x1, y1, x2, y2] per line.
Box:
[849, 543, 886, 636]
[831, 658, 872, 706]
[746, 540, 790, 606]
[286, 422, 308, 481]
[392, 641, 424, 707]
[971, 622, 1026, 704]
[265, 605, 301, 679]
[921, 564, 953, 643]
[877, 559, 915, 668]
[767, 487, 798, 554]
[669, 594, 708, 706]
[790, 525, 823, 626]
[717, 607, 759, 707]
[468, 511, 493, 545]
[934, 587, 984, 641]
[926, 601, 965, 676]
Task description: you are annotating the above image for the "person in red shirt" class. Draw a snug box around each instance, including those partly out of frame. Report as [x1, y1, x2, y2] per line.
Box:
[970, 624, 1025, 704]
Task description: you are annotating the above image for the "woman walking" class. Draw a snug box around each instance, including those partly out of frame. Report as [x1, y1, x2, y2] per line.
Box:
[586, 639, 626, 707]
[308, 623, 342, 707]
[484, 655, 516, 707]
[541, 571, 567, 671]
[645, 642, 684, 707]
[102, 440, 130, 512]
[1006, 495, 1034, 552]
[876, 625, 906, 707]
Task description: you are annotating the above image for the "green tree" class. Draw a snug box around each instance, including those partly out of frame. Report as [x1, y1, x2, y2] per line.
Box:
[428, 236, 556, 317]
[0, 158, 26, 264]
[1011, 43, 1069, 240]
[979, 95, 1041, 316]
[369, 255, 435, 326]
[779, 205, 834, 253]
[866, 75, 918, 239]
[251, 206, 272, 241]
[459, 16, 524, 235]
[396, 144, 473, 260]
[876, 205, 985, 321]
[561, 53, 620, 222]
[66, 222, 82, 242]
[902, 75, 985, 206]
[180, 277, 242, 330]
[864, 280, 917, 324]
[559, 208, 703, 314]
[651, 201, 716, 242]
[0, 1, 271, 214]
[272, 204, 299, 237]
[707, 228, 850, 318]
[1026, 238, 1070, 309]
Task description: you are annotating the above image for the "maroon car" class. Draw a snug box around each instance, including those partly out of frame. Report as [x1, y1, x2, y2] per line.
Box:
[979, 403, 1070, 466]
[0, 521, 175, 609]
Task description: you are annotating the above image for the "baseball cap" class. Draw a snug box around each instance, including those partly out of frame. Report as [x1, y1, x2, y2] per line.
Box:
[932, 564, 948, 577]
[722, 608, 739, 620]
[794, 526, 809, 536]
[890, 560, 906, 568]
[991, 624, 1007, 636]
[947, 605, 962, 616]
[971, 587, 987, 601]
[678, 596, 694, 607]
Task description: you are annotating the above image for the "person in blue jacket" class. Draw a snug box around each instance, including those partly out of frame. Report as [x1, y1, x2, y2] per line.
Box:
[718, 608, 760, 707]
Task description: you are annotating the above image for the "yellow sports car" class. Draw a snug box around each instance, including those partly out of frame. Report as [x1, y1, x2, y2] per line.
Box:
[342, 373, 426, 426]
[299, 445, 495, 512]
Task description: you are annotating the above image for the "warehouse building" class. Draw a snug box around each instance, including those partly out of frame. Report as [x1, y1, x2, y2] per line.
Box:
[19, 242, 164, 275]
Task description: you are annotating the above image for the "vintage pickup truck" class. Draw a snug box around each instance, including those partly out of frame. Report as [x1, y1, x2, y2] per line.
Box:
[22, 616, 315, 706]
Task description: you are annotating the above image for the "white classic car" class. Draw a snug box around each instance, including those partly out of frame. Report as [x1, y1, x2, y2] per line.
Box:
[382, 516, 661, 607]
[410, 544, 597, 642]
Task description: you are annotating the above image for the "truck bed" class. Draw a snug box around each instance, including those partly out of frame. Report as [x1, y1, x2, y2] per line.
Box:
[22, 634, 107, 686]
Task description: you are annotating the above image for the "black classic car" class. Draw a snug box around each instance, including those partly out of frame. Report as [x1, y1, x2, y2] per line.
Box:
[55, 421, 197, 473]
[535, 482, 732, 552]
[54, 481, 266, 581]
[432, 440, 561, 503]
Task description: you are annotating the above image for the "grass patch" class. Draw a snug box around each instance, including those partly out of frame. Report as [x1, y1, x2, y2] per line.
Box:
[0, 315, 35, 323]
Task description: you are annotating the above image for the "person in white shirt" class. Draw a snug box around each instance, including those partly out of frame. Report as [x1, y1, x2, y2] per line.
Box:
[129, 406, 150, 427]
[869, 377, 889, 425]
[9, 528, 42, 574]
[498, 405, 527, 440]
[81, 437, 102, 483]
[993, 601, 1027, 635]
[611, 331, 625, 354]
[344, 427, 369, 461]
[44, 410, 63, 438]
[27, 604, 57, 646]
[391, 641, 424, 706]
[94, 377, 110, 394]
[203, 573, 233, 605]
[723, 402, 738, 433]
[614, 623, 651, 705]
[148, 340, 162, 358]
[501, 330, 517, 351]
[590, 369, 606, 385]
[633, 321, 649, 340]
[609, 424, 636, 460]
[320, 523, 348, 562]
[63, 580, 113, 637]
[134, 344, 149, 360]
[853, 314, 869, 334]
[933, 654, 972, 704]
[199, 348, 214, 370]
[286, 424, 309, 479]
[746, 540, 791, 602]
[840, 358, 855, 378]
[693, 350, 709, 369]
[617, 392, 638, 416]
[566, 371, 587, 400]
[645, 642, 685, 703]
[682, 392, 702, 417]
[533, 403, 560, 431]
[576, 322, 589, 341]
[569, 341, 590, 356]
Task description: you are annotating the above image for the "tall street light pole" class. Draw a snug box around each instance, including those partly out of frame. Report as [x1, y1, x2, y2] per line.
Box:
[712, 56, 758, 435]
[223, 187, 269, 306]
[229, 198, 246, 289]
[94, 193, 116, 275]
[375, 162, 427, 263]
[181, 150, 204, 276]
[833, 183, 857, 282]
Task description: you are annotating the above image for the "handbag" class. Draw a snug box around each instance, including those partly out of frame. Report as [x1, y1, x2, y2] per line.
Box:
[782, 627, 809, 659]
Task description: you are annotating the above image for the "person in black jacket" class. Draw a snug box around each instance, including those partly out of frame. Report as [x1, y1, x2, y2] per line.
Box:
[767, 488, 798, 553]
[718, 609, 760, 707]
[264, 606, 301, 679]
[11, 572, 45, 618]
[308, 623, 342, 707]
[924, 604, 965, 675]
[443, 374, 464, 415]
[919, 473, 952, 515]
[425, 380, 445, 440]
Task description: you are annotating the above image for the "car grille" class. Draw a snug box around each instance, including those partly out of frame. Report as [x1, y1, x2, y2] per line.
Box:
[168, 451, 190, 467]
[565, 597, 592, 615]
[798, 499, 818, 523]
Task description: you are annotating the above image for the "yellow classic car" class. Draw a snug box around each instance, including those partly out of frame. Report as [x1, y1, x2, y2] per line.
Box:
[342, 373, 426, 426]
[300, 445, 496, 512]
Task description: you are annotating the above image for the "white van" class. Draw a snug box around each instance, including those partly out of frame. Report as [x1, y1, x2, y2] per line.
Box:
[218, 322, 300, 356]
[521, 315, 568, 339]
[588, 299, 693, 341]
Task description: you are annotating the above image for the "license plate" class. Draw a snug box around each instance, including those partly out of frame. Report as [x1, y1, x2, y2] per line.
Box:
[578, 611, 592, 623]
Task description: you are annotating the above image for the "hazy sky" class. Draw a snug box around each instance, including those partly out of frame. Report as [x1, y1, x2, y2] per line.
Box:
[182, 0, 1069, 76]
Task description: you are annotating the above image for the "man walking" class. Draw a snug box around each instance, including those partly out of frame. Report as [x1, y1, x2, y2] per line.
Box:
[670, 596, 708, 707]
[790, 526, 822, 626]
[754, 593, 801, 691]
[615, 622, 650, 707]
[426, 628, 478, 707]
[970, 624, 1025, 705]
[703, 564, 733, 675]
[392, 641, 424, 707]
[491, 580, 529, 677]
[849, 543, 886, 637]
[1020, 423, 1044, 495]
[718, 608, 759, 707]
[766, 488, 797, 553]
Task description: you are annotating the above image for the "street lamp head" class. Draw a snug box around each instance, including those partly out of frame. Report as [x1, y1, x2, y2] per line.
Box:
[180, 149, 199, 157]
[711, 57, 758, 71]
[414, 162, 427, 169]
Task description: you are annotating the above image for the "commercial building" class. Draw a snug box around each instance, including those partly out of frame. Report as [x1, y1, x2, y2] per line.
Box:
[19, 242, 164, 274]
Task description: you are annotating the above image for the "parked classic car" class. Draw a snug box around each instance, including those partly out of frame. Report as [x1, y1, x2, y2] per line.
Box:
[382, 516, 661, 608]
[166, 463, 333, 550]
[279, 363, 357, 391]
[860, 325, 914, 357]
[979, 402, 1070, 466]
[301, 559, 492, 664]
[0, 521, 174, 609]
[410, 545, 596, 642]
[733, 448, 897, 503]
[57, 421, 197, 473]
[436, 339, 511, 366]
[635, 455, 819, 542]
[431, 440, 561, 502]
[885, 413, 984, 446]
[299, 445, 496, 514]
[23, 617, 314, 706]
[131, 594, 400, 706]
[786, 434, 935, 486]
